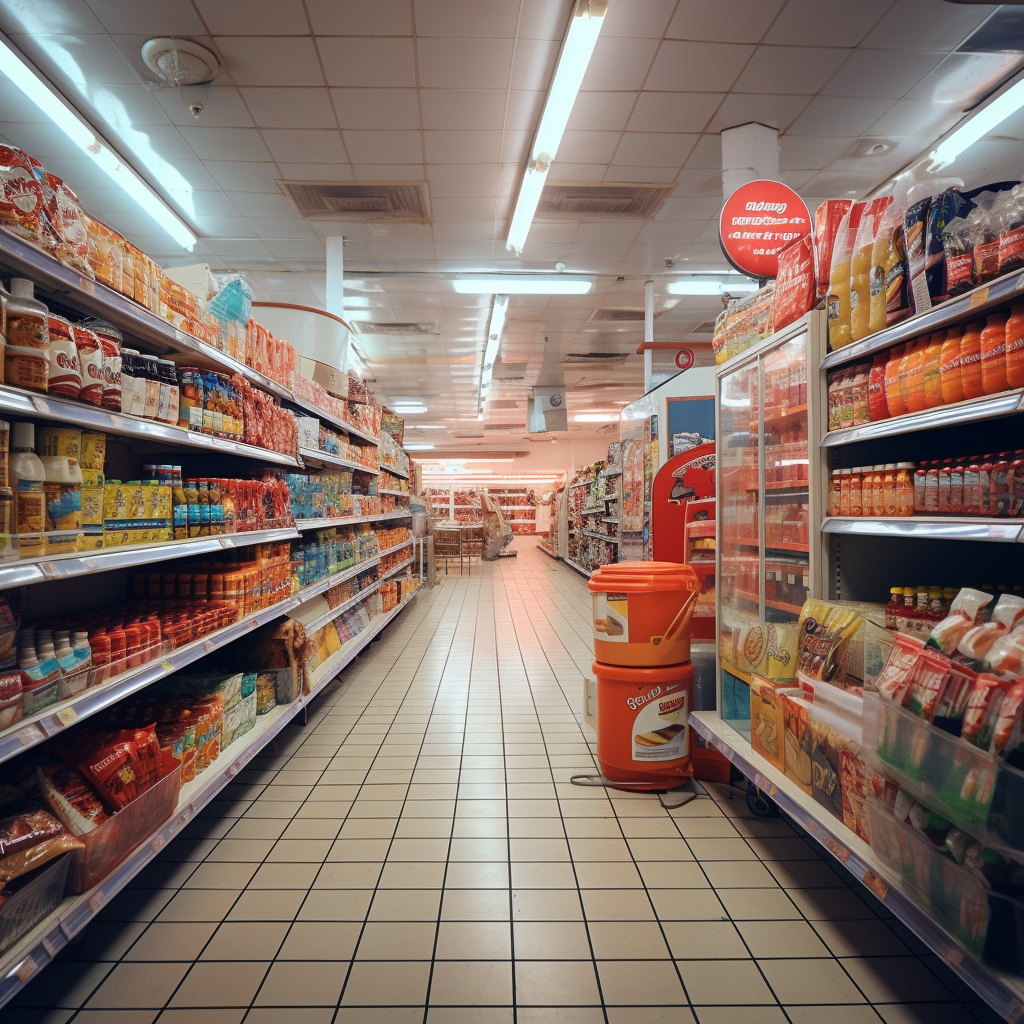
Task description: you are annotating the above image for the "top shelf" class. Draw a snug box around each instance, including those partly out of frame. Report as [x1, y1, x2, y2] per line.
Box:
[821, 269, 1024, 370]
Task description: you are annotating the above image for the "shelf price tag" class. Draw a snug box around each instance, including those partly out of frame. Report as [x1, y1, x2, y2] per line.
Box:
[161, 660, 175, 673]
[41, 935, 57, 956]
[88, 890, 104, 912]
[55, 707, 79, 727]
[970, 286, 990, 308]
[861, 870, 889, 901]
[39, 561, 64, 578]
[18, 723, 46, 746]
[151, 834, 165, 854]
[1007, 998, 1024, 1023]
[15, 956, 37, 983]
[78, 275, 95, 294]
[945, 946, 964, 966]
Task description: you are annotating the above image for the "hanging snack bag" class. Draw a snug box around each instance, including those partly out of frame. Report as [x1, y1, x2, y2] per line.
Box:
[925, 187, 975, 304]
[876, 633, 925, 706]
[795, 600, 863, 684]
[870, 201, 910, 331]
[814, 199, 853, 299]
[851, 196, 892, 342]
[941, 213, 978, 298]
[997, 182, 1024, 276]
[826, 202, 865, 350]
[772, 235, 816, 333]
[0, 147, 44, 242]
[958, 593, 1024, 661]
[927, 588, 993, 655]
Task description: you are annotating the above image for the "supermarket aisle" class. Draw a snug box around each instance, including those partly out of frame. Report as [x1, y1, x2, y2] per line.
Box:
[10, 544, 995, 1024]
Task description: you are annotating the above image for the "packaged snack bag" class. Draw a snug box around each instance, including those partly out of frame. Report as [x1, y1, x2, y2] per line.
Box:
[997, 182, 1024, 276]
[0, 147, 44, 242]
[908, 649, 952, 722]
[36, 763, 108, 833]
[0, 797, 84, 881]
[772, 235, 816, 333]
[962, 673, 1012, 749]
[813, 199, 853, 299]
[958, 593, 1024, 661]
[989, 679, 1024, 756]
[925, 187, 974, 305]
[851, 196, 892, 342]
[984, 623, 1024, 676]
[871, 201, 910, 331]
[927, 588, 993, 655]
[795, 600, 862, 684]
[876, 632, 925, 706]
[826, 202, 865, 350]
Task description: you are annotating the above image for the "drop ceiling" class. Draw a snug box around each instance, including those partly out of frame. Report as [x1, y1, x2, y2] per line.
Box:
[0, 0, 1017, 450]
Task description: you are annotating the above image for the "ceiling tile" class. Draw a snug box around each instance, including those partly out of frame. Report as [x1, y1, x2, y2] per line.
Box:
[318, 38, 416, 88]
[684, 133, 722, 170]
[241, 88, 336, 129]
[708, 93, 811, 133]
[566, 92, 637, 133]
[580, 37, 659, 92]
[417, 38, 514, 90]
[545, 163, 607, 182]
[734, 45, 851, 95]
[153, 85, 253, 128]
[605, 164, 680, 184]
[511, 38, 559, 93]
[574, 222, 643, 243]
[262, 128, 347, 164]
[33, 33, 140, 85]
[205, 238, 273, 258]
[424, 129, 502, 163]
[614, 132, 699, 167]
[192, 214, 256, 238]
[789, 95, 896, 137]
[266, 239, 327, 259]
[184, 190, 241, 219]
[178, 125, 272, 161]
[672, 168, 725, 197]
[822, 48, 946, 99]
[518, 0, 573, 40]
[500, 131, 531, 165]
[866, 98, 963, 140]
[277, 162, 354, 181]
[602, 0, 676, 38]
[204, 160, 284, 192]
[0, 0, 103, 35]
[556, 130, 622, 164]
[215, 37, 325, 87]
[667, 0, 785, 43]
[331, 89, 420, 131]
[432, 220, 498, 242]
[85, 0, 204, 34]
[434, 240, 495, 259]
[420, 90, 506, 131]
[428, 164, 498, 198]
[83, 83, 170, 128]
[306, 0, 412, 35]
[195, 0, 307, 35]
[646, 41, 755, 92]
[505, 90, 545, 132]
[765, 0, 892, 48]
[352, 164, 425, 181]
[245, 217, 317, 240]
[432, 197, 497, 220]
[342, 130, 422, 164]
[907, 51, 1024, 107]
[226, 192, 296, 217]
[628, 92, 723, 134]
[413, 0, 520, 38]
[779, 134, 852, 170]
[863, 0, 995, 52]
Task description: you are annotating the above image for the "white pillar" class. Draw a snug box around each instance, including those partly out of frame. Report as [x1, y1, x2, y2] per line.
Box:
[326, 236, 350, 373]
[644, 278, 654, 393]
[721, 122, 779, 197]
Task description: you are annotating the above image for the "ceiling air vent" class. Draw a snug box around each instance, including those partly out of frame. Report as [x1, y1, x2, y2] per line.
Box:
[278, 181, 431, 222]
[689, 319, 717, 335]
[563, 352, 629, 366]
[588, 308, 666, 323]
[491, 374, 528, 387]
[351, 321, 438, 336]
[490, 399, 522, 410]
[485, 422, 526, 430]
[538, 182, 676, 219]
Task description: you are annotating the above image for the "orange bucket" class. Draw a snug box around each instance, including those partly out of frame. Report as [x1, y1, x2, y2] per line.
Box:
[588, 561, 700, 667]
[594, 660, 694, 789]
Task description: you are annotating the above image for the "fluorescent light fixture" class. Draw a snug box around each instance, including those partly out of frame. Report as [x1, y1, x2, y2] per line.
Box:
[454, 275, 592, 295]
[574, 413, 619, 423]
[930, 75, 1024, 170]
[506, 0, 608, 255]
[408, 424, 445, 430]
[0, 35, 196, 249]
[404, 442, 435, 451]
[392, 403, 427, 414]
[478, 294, 508, 408]
[667, 278, 759, 296]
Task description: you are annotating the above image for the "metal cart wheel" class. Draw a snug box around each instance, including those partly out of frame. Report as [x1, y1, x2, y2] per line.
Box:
[745, 781, 779, 818]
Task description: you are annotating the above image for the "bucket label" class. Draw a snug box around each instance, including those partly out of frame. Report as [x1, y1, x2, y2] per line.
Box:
[594, 592, 628, 642]
[631, 684, 688, 762]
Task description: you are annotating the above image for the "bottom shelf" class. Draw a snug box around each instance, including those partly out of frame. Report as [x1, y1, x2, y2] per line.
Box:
[536, 541, 557, 559]
[689, 711, 1024, 1023]
[564, 558, 593, 579]
[0, 589, 420, 1008]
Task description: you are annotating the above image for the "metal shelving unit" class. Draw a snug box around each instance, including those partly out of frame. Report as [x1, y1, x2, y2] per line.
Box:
[298, 446, 380, 474]
[822, 516, 1024, 543]
[294, 511, 411, 532]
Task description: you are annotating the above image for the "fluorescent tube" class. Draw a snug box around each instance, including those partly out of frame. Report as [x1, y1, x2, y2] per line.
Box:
[574, 413, 619, 422]
[667, 279, 759, 295]
[454, 275, 592, 295]
[0, 34, 196, 249]
[930, 76, 1024, 170]
[506, 0, 608, 255]
[404, 443, 435, 451]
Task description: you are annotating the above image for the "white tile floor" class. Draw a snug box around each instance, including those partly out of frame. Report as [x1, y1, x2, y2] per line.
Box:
[8, 544, 1001, 1023]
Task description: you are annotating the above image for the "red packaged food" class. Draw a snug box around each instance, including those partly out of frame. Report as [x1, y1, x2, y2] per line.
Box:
[36, 763, 108, 834]
[814, 199, 853, 299]
[0, 146, 44, 242]
[990, 680, 1024, 756]
[962, 673, 1012, 748]
[77, 724, 164, 810]
[73, 326, 104, 406]
[876, 633, 924, 706]
[907, 649, 951, 722]
[772, 235, 816, 333]
[0, 800, 84, 881]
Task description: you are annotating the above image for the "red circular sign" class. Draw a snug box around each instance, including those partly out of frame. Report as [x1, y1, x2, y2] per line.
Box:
[674, 348, 695, 371]
[719, 180, 811, 279]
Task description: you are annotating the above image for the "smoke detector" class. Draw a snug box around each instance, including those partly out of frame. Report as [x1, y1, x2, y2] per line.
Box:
[142, 38, 221, 86]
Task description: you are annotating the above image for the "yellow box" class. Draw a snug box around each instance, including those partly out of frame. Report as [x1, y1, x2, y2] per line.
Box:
[78, 532, 103, 551]
[103, 482, 128, 523]
[144, 483, 172, 520]
[750, 675, 787, 773]
[103, 530, 130, 548]
[126, 483, 146, 521]
[38, 427, 82, 461]
[781, 691, 812, 795]
[80, 431, 106, 471]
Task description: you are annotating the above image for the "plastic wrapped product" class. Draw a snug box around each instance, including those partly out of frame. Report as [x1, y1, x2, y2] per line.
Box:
[0, 147, 44, 242]
[904, 196, 933, 315]
[795, 601, 862, 684]
[962, 674, 1012, 749]
[989, 680, 1024, 756]
[0, 799, 83, 881]
[958, 594, 1024, 661]
[876, 633, 925, 706]
[36, 763, 108, 834]
[927, 588, 993, 655]
[851, 196, 892, 342]
[772, 235, 816, 334]
[814, 199, 853, 300]
[908, 649, 952, 722]
[984, 624, 1024, 676]
[826, 202, 865, 350]
[871, 202, 910, 331]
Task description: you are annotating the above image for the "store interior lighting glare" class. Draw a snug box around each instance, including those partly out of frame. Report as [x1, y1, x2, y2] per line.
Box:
[506, 0, 608, 255]
[667, 278, 759, 296]
[929, 72, 1024, 170]
[478, 294, 508, 409]
[0, 34, 197, 249]
[454, 275, 593, 295]
[392, 402, 427, 414]
[574, 412, 620, 422]
[404, 442, 435, 451]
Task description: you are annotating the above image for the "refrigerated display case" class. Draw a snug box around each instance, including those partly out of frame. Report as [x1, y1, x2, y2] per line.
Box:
[715, 311, 828, 727]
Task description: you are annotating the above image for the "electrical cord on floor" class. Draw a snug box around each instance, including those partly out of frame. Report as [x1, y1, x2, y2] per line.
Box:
[568, 773, 711, 809]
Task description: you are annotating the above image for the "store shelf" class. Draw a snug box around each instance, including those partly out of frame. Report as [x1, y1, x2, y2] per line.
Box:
[298, 447, 380, 474]
[822, 516, 1024, 543]
[536, 541, 557, 559]
[0, 384, 299, 466]
[764, 403, 808, 426]
[380, 488, 410, 498]
[0, 526, 299, 592]
[0, 588, 419, 1011]
[296, 579, 383, 635]
[569, 480, 593, 489]
[721, 661, 752, 685]
[735, 536, 809, 553]
[379, 539, 413, 559]
[602, 517, 620, 524]
[822, 390, 1024, 447]
[584, 531, 619, 543]
[767, 597, 805, 614]
[564, 558, 592, 578]
[582, 507, 604, 515]
[294, 511, 411, 531]
[821, 270, 1024, 371]
[383, 465, 410, 480]
[600, 468, 622, 477]
[382, 555, 414, 579]
[689, 711, 1024, 1024]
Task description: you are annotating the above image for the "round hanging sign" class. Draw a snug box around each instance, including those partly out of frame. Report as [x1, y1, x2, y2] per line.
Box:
[674, 348, 695, 371]
[719, 179, 811, 279]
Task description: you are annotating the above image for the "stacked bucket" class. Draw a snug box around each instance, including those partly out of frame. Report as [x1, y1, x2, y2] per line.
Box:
[588, 562, 701, 790]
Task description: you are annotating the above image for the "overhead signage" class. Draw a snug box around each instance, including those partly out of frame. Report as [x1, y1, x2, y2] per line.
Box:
[719, 180, 811, 279]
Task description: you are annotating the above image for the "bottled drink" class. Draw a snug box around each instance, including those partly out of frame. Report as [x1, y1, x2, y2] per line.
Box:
[11, 422, 46, 557]
[867, 353, 889, 421]
[922, 331, 944, 408]
[850, 468, 863, 516]
[884, 587, 902, 630]
[1007, 302, 1024, 389]
[981, 313, 1010, 395]
[884, 344, 907, 417]
[870, 466, 886, 517]
[883, 464, 898, 517]
[828, 469, 841, 517]
[961, 321, 984, 399]
[896, 463, 915, 516]
[839, 468, 852, 516]
[938, 461, 952, 514]
[904, 339, 928, 413]
[913, 464, 927, 513]
[940, 326, 965, 405]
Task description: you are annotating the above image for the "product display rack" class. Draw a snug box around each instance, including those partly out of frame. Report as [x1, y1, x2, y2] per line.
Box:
[564, 459, 620, 573]
[705, 300, 1024, 1020]
[295, 511, 412, 532]
[298, 447, 380, 475]
[0, 587, 418, 1011]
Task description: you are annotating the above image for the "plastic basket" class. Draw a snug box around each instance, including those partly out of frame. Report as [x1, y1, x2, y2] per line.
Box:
[0, 853, 70, 954]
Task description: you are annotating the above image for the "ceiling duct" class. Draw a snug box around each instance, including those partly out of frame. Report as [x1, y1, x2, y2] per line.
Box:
[562, 352, 629, 366]
[689, 319, 718, 335]
[484, 422, 526, 431]
[587, 308, 663, 322]
[538, 182, 676, 219]
[351, 321, 438, 336]
[278, 181, 431, 222]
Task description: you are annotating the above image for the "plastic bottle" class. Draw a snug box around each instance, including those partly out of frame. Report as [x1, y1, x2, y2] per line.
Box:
[927, 587, 945, 622]
[849, 468, 863, 516]
[951, 460, 965, 515]
[960, 321, 984, 400]
[867, 353, 889, 422]
[938, 461, 952, 513]
[839, 468, 852, 516]
[870, 466, 886, 517]
[883, 463, 898, 517]
[10, 422, 46, 557]
[922, 331, 944, 408]
[913, 463, 927, 513]
[939, 326, 965, 405]
[981, 313, 1010, 396]
[979, 454, 994, 515]
[991, 452, 1012, 516]
[1007, 303, 1024, 389]
[904, 339, 928, 413]
[964, 460, 982, 515]
[896, 463, 915, 516]
[894, 587, 917, 633]
[884, 587, 903, 630]
[6, 279, 49, 393]
[924, 461, 939, 514]
[40, 455, 82, 534]
[884, 345, 907, 417]
[827, 206, 858, 349]
[828, 469, 841, 517]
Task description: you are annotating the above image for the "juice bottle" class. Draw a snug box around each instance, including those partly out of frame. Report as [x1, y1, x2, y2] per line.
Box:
[1007, 302, 1024, 388]
[10, 422, 46, 558]
[839, 468, 852, 516]
[939, 326, 965, 405]
[904, 339, 928, 413]
[850, 468, 863, 516]
[950, 460, 965, 515]
[870, 465, 886, 517]
[896, 463, 915, 516]
[961, 320, 984, 399]
[979, 454, 994, 515]
[883, 463, 898, 517]
[922, 331, 944, 408]
[938, 461, 952, 513]
[981, 313, 1010, 396]
[884, 587, 903, 630]
[924, 461, 940, 513]
[964, 460, 981, 515]
[913, 464, 927, 513]
[991, 452, 1012, 516]
[884, 345, 907, 416]
[1009, 450, 1024, 516]
[867, 352, 889, 421]
[914, 586, 931, 636]
[828, 469, 841, 517]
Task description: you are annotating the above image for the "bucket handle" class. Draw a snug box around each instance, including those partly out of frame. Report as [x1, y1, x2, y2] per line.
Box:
[651, 579, 700, 648]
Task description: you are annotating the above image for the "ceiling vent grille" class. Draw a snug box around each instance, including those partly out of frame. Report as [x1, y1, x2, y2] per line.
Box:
[351, 321, 438, 336]
[538, 182, 676, 219]
[278, 181, 431, 222]
[485, 422, 526, 430]
[563, 352, 629, 366]
[588, 308, 666, 322]
[491, 374, 528, 387]
[490, 399, 522, 410]
[689, 319, 717, 335]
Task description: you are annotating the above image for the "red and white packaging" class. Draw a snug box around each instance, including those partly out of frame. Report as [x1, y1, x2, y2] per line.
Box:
[72, 325, 104, 406]
[772, 235, 816, 332]
[814, 199, 853, 299]
[46, 314, 82, 399]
